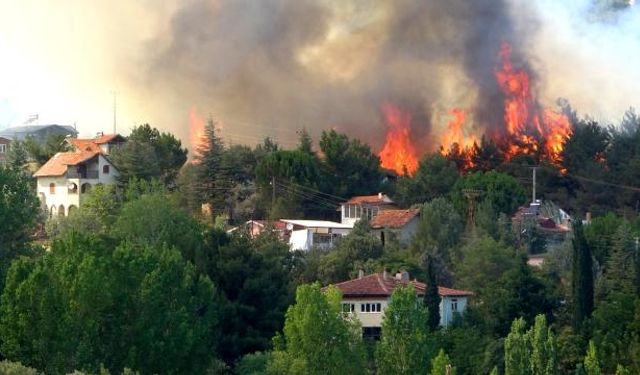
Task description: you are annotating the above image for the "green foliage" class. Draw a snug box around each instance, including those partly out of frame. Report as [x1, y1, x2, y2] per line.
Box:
[267, 283, 365, 375]
[411, 197, 464, 282]
[235, 352, 271, 375]
[572, 220, 594, 329]
[394, 153, 459, 206]
[504, 315, 557, 375]
[24, 133, 70, 166]
[452, 170, 526, 217]
[0, 166, 40, 253]
[194, 119, 230, 216]
[375, 284, 429, 375]
[0, 233, 218, 374]
[431, 349, 456, 375]
[296, 128, 314, 156]
[591, 292, 637, 372]
[0, 360, 39, 375]
[4, 140, 29, 172]
[583, 340, 601, 375]
[109, 140, 160, 183]
[319, 129, 381, 198]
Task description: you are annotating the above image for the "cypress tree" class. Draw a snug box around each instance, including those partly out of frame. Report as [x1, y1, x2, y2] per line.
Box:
[194, 119, 230, 216]
[423, 255, 441, 331]
[571, 220, 594, 329]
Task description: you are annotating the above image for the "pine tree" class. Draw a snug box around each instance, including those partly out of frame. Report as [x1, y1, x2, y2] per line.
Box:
[583, 340, 601, 375]
[194, 119, 229, 217]
[297, 128, 314, 155]
[605, 223, 636, 295]
[571, 220, 594, 329]
[430, 349, 456, 375]
[5, 140, 29, 172]
[423, 255, 441, 331]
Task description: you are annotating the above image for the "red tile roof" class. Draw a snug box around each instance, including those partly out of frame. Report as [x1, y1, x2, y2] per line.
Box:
[33, 151, 99, 177]
[344, 194, 395, 205]
[330, 273, 473, 298]
[69, 139, 102, 153]
[371, 208, 419, 229]
[93, 134, 125, 144]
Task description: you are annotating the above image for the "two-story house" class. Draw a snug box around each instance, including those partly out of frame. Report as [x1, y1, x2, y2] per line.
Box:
[331, 271, 472, 340]
[281, 219, 353, 251]
[370, 208, 420, 246]
[34, 135, 121, 217]
[340, 193, 397, 226]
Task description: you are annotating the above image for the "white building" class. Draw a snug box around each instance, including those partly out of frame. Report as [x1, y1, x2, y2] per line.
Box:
[340, 193, 396, 226]
[281, 219, 353, 251]
[370, 208, 420, 246]
[34, 136, 121, 217]
[331, 271, 473, 340]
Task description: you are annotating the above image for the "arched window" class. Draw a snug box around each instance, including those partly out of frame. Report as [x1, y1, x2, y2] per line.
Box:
[58, 204, 65, 217]
[102, 165, 110, 174]
[50, 205, 57, 218]
[68, 205, 77, 216]
[49, 183, 56, 194]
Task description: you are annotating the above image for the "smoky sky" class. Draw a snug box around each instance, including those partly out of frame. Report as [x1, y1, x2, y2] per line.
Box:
[135, 0, 639, 152]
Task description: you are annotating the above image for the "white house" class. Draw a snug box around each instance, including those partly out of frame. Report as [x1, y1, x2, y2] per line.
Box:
[370, 208, 420, 246]
[280, 219, 353, 251]
[340, 193, 397, 226]
[34, 140, 120, 217]
[331, 271, 473, 340]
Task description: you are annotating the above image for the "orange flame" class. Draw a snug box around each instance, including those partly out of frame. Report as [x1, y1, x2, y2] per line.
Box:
[189, 106, 206, 154]
[378, 104, 418, 175]
[495, 42, 572, 163]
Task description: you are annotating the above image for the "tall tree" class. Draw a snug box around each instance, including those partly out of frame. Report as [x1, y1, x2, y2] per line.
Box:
[394, 153, 459, 206]
[430, 349, 456, 375]
[375, 284, 430, 375]
[4, 140, 29, 172]
[423, 255, 441, 331]
[194, 119, 230, 217]
[530, 314, 558, 375]
[0, 233, 218, 374]
[572, 220, 594, 329]
[583, 340, 601, 375]
[297, 128, 314, 155]
[505, 318, 532, 375]
[267, 283, 365, 375]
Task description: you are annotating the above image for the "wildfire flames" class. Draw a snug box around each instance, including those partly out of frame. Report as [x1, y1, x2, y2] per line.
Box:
[189, 106, 206, 155]
[378, 104, 419, 175]
[377, 41, 573, 174]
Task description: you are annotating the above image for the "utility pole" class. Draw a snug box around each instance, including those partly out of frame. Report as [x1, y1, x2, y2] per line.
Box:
[271, 176, 276, 207]
[111, 91, 118, 134]
[532, 166, 537, 203]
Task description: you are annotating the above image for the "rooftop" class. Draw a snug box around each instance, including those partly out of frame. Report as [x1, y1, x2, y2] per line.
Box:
[331, 272, 473, 298]
[281, 219, 353, 229]
[33, 151, 99, 177]
[370, 208, 419, 229]
[344, 193, 395, 205]
[0, 124, 77, 140]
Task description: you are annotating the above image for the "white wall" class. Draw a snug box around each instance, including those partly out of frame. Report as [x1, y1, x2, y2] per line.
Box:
[440, 296, 468, 327]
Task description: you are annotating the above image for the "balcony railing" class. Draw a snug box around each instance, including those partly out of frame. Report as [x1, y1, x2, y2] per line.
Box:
[67, 170, 99, 179]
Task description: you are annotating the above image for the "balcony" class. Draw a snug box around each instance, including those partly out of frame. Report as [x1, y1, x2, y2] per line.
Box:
[67, 170, 99, 179]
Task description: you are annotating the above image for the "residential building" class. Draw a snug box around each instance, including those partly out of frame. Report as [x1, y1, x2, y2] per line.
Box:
[340, 193, 397, 226]
[0, 136, 10, 164]
[512, 199, 571, 254]
[33, 136, 121, 217]
[370, 208, 420, 246]
[0, 124, 77, 143]
[227, 220, 289, 240]
[281, 219, 353, 251]
[69, 133, 125, 155]
[331, 271, 472, 340]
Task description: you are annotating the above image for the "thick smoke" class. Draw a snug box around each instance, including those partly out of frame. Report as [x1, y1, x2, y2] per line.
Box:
[129, 0, 637, 152]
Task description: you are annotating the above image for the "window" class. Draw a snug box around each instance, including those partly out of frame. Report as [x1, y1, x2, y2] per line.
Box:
[355, 205, 361, 218]
[451, 299, 458, 312]
[102, 165, 110, 174]
[362, 327, 382, 341]
[342, 303, 355, 313]
[360, 303, 382, 313]
[49, 183, 55, 194]
[0, 144, 5, 153]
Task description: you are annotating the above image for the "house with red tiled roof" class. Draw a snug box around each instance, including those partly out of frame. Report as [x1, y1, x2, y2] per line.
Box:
[34, 134, 122, 217]
[68, 133, 125, 155]
[370, 208, 420, 246]
[340, 193, 397, 226]
[330, 271, 472, 339]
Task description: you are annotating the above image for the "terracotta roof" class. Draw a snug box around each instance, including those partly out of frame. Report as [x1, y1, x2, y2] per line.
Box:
[69, 139, 102, 153]
[252, 220, 288, 231]
[93, 134, 124, 144]
[33, 151, 99, 177]
[330, 273, 473, 298]
[371, 208, 419, 229]
[344, 194, 395, 205]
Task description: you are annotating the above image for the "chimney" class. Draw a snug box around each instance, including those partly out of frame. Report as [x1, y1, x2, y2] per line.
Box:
[378, 192, 383, 199]
[383, 269, 389, 280]
[395, 271, 410, 282]
[358, 269, 365, 279]
[586, 212, 592, 223]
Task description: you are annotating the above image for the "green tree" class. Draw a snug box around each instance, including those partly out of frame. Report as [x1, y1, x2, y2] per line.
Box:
[127, 124, 188, 186]
[423, 255, 441, 331]
[297, 128, 314, 155]
[4, 140, 29, 172]
[267, 283, 365, 375]
[0, 166, 40, 253]
[0, 233, 218, 374]
[24, 133, 70, 166]
[505, 318, 532, 375]
[394, 153, 459, 206]
[375, 284, 429, 375]
[583, 340, 601, 375]
[430, 349, 456, 375]
[530, 314, 557, 375]
[194, 119, 230, 217]
[451, 170, 526, 217]
[319, 129, 381, 198]
[0, 360, 38, 375]
[572, 220, 594, 329]
[109, 140, 160, 182]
